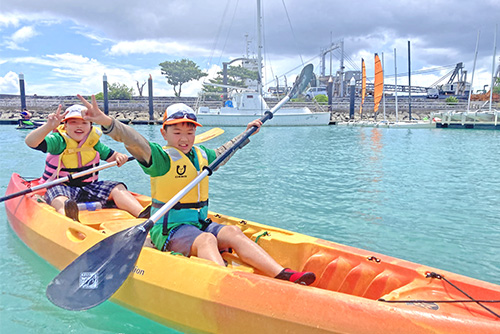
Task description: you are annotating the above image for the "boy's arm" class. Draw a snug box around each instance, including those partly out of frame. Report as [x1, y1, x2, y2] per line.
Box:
[25, 105, 66, 148]
[101, 118, 152, 165]
[213, 119, 262, 166]
[77, 94, 152, 165]
[214, 133, 248, 157]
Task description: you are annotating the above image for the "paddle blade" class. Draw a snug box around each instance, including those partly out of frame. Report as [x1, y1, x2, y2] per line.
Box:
[289, 64, 314, 99]
[194, 127, 224, 144]
[46, 220, 153, 310]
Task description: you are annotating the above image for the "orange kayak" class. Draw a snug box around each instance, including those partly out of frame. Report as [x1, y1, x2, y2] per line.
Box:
[5, 173, 500, 333]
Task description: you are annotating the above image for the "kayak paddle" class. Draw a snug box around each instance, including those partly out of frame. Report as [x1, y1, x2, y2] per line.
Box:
[0, 127, 224, 203]
[45, 64, 314, 310]
[194, 127, 224, 144]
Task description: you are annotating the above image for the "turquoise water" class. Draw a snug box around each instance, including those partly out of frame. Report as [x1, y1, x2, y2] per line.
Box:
[1, 124, 499, 333]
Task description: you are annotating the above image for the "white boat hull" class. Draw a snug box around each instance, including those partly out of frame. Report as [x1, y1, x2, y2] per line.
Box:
[197, 91, 330, 126]
[336, 120, 436, 129]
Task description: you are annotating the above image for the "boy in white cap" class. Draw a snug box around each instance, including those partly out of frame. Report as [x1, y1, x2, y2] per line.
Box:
[77, 94, 316, 285]
[25, 104, 147, 221]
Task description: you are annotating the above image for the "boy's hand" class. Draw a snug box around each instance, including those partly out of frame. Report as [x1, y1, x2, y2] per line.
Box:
[114, 153, 129, 167]
[77, 94, 113, 127]
[246, 119, 263, 135]
[46, 105, 66, 130]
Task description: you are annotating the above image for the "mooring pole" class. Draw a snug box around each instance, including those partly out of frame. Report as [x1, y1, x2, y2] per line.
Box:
[19, 73, 27, 111]
[103, 73, 109, 116]
[148, 74, 154, 121]
[349, 77, 355, 119]
[327, 76, 333, 110]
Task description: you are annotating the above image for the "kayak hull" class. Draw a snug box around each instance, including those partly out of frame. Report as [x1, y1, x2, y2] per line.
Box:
[5, 173, 500, 333]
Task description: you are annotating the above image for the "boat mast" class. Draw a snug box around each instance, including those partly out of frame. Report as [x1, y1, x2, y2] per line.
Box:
[382, 52, 386, 121]
[408, 41, 412, 121]
[394, 48, 399, 122]
[489, 24, 498, 112]
[257, 0, 263, 101]
[467, 30, 480, 113]
[340, 38, 345, 97]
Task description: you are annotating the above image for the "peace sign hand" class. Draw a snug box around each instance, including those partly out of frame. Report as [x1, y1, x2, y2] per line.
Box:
[46, 105, 67, 130]
[77, 94, 113, 127]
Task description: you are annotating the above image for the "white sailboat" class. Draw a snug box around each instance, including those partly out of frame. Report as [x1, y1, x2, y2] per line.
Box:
[196, 0, 331, 127]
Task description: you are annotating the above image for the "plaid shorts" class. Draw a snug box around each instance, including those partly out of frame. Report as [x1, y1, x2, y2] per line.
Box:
[44, 180, 125, 205]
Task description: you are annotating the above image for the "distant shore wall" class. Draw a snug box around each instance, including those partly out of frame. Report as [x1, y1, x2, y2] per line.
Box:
[0, 94, 493, 123]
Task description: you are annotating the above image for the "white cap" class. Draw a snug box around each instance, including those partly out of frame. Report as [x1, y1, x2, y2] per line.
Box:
[63, 105, 87, 121]
[162, 103, 202, 127]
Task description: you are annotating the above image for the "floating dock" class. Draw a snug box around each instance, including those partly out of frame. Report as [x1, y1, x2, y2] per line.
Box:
[432, 110, 499, 130]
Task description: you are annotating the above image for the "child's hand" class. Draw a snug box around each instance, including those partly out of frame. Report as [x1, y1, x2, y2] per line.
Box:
[114, 153, 129, 167]
[46, 105, 66, 129]
[246, 119, 263, 135]
[25, 104, 66, 148]
[77, 94, 113, 127]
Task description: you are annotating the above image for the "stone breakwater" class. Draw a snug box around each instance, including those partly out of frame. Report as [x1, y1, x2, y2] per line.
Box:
[1, 94, 487, 123]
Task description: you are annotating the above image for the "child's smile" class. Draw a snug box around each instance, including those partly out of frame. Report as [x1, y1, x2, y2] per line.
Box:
[65, 119, 92, 142]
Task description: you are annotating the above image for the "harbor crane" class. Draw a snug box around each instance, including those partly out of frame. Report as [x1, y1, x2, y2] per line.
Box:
[429, 62, 471, 96]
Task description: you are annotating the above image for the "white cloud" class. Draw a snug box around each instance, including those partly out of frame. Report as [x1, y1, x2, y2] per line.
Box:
[4, 25, 38, 50]
[0, 13, 21, 28]
[0, 71, 20, 94]
[12, 26, 37, 43]
[4, 52, 181, 96]
[4, 40, 27, 51]
[108, 39, 212, 57]
[73, 27, 113, 45]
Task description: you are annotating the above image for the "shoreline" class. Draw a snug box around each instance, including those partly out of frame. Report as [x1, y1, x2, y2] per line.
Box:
[2, 94, 497, 125]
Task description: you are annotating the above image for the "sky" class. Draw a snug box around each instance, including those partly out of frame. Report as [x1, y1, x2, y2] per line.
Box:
[1, 0, 499, 98]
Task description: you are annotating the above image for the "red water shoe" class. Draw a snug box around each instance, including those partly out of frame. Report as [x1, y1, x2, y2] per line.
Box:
[275, 268, 316, 285]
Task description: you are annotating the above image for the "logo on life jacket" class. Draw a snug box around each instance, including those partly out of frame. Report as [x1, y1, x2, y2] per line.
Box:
[176, 165, 187, 178]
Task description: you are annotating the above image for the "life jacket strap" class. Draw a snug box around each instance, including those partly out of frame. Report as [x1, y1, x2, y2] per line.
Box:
[152, 199, 209, 210]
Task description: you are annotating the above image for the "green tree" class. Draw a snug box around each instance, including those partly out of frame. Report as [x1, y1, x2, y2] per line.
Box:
[493, 78, 500, 94]
[314, 94, 328, 104]
[445, 96, 458, 105]
[202, 65, 258, 95]
[159, 59, 207, 97]
[94, 82, 134, 100]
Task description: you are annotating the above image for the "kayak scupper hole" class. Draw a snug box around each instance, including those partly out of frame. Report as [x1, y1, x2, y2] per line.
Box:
[66, 228, 86, 242]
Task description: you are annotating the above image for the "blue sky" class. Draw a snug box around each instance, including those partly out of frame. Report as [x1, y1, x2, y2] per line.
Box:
[1, 0, 499, 97]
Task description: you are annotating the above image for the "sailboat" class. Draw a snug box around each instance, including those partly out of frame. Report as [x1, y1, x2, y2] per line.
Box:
[339, 53, 436, 129]
[373, 53, 383, 116]
[359, 58, 366, 117]
[195, 0, 331, 127]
